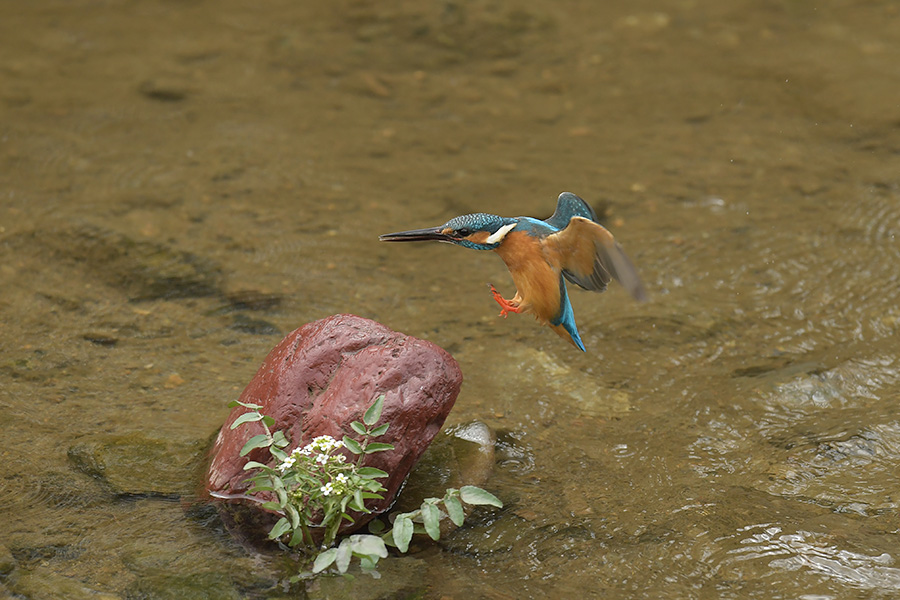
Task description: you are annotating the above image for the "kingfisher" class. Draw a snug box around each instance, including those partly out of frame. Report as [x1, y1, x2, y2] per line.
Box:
[379, 192, 647, 351]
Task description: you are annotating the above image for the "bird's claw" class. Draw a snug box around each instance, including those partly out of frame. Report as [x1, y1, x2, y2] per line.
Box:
[489, 284, 519, 318]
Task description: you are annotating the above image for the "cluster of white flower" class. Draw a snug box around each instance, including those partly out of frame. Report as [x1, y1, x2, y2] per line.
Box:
[278, 455, 296, 472]
[309, 435, 344, 453]
[320, 481, 335, 496]
[277, 435, 346, 472]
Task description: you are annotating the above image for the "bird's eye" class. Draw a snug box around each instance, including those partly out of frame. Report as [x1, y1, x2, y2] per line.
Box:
[456, 228, 470, 237]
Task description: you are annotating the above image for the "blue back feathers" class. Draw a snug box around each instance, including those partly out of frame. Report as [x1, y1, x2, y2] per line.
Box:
[544, 192, 598, 229]
[509, 192, 598, 239]
[443, 194, 596, 247]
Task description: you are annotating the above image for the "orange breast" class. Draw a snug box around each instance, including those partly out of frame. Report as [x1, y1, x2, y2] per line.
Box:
[493, 231, 561, 324]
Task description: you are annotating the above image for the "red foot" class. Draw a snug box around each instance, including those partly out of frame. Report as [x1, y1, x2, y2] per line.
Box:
[489, 284, 521, 318]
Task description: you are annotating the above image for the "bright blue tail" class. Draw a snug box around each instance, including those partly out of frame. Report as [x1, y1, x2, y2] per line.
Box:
[549, 279, 586, 351]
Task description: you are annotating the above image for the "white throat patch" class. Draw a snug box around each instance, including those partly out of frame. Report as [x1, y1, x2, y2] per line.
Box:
[485, 222, 517, 245]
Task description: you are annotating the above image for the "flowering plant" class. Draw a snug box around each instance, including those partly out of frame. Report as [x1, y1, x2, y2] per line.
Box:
[229, 395, 394, 553]
[227, 394, 502, 578]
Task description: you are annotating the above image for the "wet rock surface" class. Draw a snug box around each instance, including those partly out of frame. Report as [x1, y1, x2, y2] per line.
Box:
[394, 421, 496, 513]
[207, 314, 463, 539]
[391, 421, 497, 541]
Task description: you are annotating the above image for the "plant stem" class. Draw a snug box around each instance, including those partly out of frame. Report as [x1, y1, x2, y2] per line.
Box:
[300, 521, 313, 547]
[355, 432, 369, 468]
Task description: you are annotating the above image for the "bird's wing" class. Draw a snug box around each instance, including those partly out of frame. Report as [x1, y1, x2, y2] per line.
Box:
[543, 192, 598, 230]
[543, 216, 648, 301]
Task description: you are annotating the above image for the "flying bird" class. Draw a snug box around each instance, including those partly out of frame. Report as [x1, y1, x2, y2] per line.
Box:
[379, 192, 647, 351]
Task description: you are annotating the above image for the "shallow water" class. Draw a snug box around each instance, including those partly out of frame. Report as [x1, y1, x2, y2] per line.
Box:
[2, 0, 899, 598]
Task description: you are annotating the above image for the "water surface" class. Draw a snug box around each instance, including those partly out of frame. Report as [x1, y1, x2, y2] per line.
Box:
[2, 0, 899, 598]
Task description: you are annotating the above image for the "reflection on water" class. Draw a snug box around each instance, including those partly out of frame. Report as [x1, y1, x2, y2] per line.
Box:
[726, 524, 900, 593]
[1, 0, 900, 598]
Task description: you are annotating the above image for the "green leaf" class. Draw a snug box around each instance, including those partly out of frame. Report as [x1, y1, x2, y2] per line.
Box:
[358, 555, 380, 575]
[392, 514, 414, 553]
[362, 442, 394, 454]
[363, 395, 385, 426]
[369, 423, 390, 437]
[230, 412, 263, 429]
[261, 501, 282, 511]
[421, 503, 441, 540]
[356, 467, 389, 479]
[359, 480, 381, 492]
[268, 517, 291, 540]
[312, 548, 337, 573]
[350, 421, 367, 436]
[444, 495, 465, 527]
[261, 415, 275, 428]
[322, 503, 339, 522]
[342, 436, 363, 455]
[271, 430, 289, 448]
[368, 519, 386, 534]
[350, 534, 388, 558]
[228, 399, 262, 410]
[460, 486, 503, 508]
[289, 526, 305, 547]
[239, 434, 273, 457]
[285, 504, 300, 529]
[335, 538, 353, 573]
[352, 489, 366, 512]
[270, 446, 288, 462]
[242, 460, 269, 471]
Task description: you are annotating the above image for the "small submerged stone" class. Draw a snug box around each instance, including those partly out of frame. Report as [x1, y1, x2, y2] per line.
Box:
[228, 314, 280, 335]
[391, 421, 497, 538]
[138, 78, 191, 102]
[68, 433, 208, 496]
[12, 224, 224, 301]
[223, 289, 284, 312]
[125, 572, 241, 600]
[6, 565, 119, 600]
[0, 543, 15, 578]
[82, 332, 119, 347]
[306, 556, 427, 600]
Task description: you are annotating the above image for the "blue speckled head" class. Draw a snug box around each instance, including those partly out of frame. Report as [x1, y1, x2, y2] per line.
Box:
[379, 212, 519, 250]
[441, 213, 517, 250]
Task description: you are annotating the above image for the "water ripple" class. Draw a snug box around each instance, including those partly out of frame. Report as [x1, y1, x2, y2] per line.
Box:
[726, 524, 900, 592]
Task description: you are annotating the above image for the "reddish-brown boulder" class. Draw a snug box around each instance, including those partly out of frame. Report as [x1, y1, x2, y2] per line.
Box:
[206, 314, 462, 541]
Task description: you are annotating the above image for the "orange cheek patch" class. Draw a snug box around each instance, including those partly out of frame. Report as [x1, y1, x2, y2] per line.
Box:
[467, 232, 491, 245]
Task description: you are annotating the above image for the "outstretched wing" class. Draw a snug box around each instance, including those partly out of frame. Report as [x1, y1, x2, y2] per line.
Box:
[544, 192, 598, 230]
[543, 216, 648, 301]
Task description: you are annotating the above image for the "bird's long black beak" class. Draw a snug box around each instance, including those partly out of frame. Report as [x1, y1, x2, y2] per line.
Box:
[379, 227, 452, 242]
